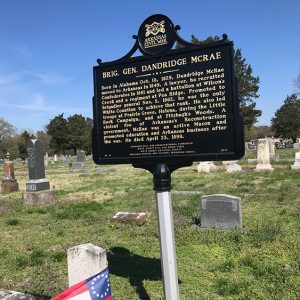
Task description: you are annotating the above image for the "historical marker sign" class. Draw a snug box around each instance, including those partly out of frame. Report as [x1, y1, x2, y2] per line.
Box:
[92, 15, 245, 299]
[92, 14, 244, 165]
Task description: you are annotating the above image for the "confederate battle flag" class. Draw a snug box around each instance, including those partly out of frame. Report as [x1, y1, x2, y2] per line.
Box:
[52, 267, 112, 300]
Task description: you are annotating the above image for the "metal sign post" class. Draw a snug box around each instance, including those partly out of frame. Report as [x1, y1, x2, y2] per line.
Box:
[153, 164, 179, 300]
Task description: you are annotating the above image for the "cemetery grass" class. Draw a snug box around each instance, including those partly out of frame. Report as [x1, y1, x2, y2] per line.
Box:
[0, 150, 299, 300]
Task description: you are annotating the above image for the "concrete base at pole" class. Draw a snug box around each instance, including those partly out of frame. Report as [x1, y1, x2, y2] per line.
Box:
[156, 191, 180, 300]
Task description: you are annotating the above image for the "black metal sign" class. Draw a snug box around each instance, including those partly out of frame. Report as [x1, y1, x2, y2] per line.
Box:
[92, 14, 244, 166]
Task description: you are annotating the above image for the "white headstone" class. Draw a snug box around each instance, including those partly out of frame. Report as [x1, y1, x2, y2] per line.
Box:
[291, 152, 300, 170]
[293, 143, 300, 149]
[226, 162, 242, 173]
[67, 243, 107, 286]
[268, 138, 276, 157]
[255, 139, 273, 171]
[197, 162, 217, 173]
[54, 154, 58, 162]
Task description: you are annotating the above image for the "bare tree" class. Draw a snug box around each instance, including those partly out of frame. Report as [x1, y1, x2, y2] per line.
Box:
[0, 117, 16, 143]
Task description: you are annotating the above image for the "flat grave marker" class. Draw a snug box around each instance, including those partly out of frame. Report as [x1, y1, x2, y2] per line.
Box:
[111, 212, 149, 225]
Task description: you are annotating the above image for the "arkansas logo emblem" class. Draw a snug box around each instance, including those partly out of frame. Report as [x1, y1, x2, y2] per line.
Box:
[145, 21, 165, 37]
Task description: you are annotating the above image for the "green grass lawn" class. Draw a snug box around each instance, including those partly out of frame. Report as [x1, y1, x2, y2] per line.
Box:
[0, 149, 299, 299]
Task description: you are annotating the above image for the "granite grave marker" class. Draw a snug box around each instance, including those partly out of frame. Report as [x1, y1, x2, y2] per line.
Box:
[26, 140, 50, 191]
[23, 139, 54, 205]
[200, 194, 242, 229]
[77, 150, 86, 163]
[69, 150, 86, 170]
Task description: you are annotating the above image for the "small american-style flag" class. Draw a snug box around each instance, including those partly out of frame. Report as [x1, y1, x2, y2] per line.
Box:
[52, 267, 112, 300]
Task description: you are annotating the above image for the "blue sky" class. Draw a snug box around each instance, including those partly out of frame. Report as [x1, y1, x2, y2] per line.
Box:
[0, 0, 299, 133]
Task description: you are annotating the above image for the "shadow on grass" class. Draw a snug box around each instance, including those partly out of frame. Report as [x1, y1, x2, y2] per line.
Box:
[108, 247, 162, 300]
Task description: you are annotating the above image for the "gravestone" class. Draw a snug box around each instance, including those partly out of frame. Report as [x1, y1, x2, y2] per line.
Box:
[291, 151, 300, 170]
[23, 140, 54, 205]
[44, 152, 49, 167]
[200, 194, 242, 229]
[77, 150, 86, 162]
[268, 139, 276, 157]
[69, 150, 86, 170]
[268, 138, 279, 161]
[111, 212, 149, 225]
[63, 157, 70, 164]
[54, 154, 58, 162]
[197, 162, 217, 173]
[224, 161, 242, 173]
[0, 289, 50, 300]
[13, 158, 23, 164]
[293, 143, 300, 149]
[67, 243, 107, 287]
[255, 138, 273, 171]
[1, 161, 19, 193]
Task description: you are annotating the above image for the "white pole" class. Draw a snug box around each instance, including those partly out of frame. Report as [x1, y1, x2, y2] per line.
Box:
[156, 190, 180, 300]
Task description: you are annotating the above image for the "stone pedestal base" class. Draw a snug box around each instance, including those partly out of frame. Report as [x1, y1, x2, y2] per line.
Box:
[255, 164, 274, 171]
[26, 179, 50, 192]
[23, 190, 54, 206]
[1, 179, 19, 193]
